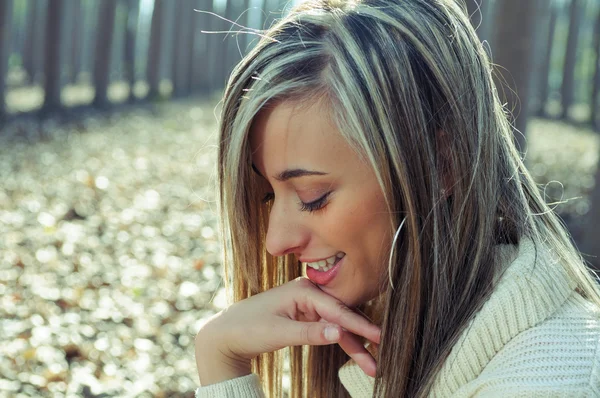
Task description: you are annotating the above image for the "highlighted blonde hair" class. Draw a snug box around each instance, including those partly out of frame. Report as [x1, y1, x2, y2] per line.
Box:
[216, 0, 600, 396]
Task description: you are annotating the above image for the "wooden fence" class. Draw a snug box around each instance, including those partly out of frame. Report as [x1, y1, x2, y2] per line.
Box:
[0, 0, 599, 132]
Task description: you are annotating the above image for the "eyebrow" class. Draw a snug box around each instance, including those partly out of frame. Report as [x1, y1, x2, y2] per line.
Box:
[251, 164, 328, 181]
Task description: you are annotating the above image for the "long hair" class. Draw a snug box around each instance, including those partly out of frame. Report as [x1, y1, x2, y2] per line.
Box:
[216, 0, 600, 396]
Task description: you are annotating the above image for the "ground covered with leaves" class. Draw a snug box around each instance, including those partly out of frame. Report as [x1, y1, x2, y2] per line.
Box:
[0, 98, 598, 397]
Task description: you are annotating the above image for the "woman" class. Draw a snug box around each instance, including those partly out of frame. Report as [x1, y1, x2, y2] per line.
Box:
[195, 0, 600, 396]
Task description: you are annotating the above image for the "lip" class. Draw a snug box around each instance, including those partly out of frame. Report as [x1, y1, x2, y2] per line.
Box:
[305, 256, 344, 286]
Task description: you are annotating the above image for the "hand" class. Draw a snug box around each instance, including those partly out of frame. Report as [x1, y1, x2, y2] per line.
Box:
[195, 277, 381, 385]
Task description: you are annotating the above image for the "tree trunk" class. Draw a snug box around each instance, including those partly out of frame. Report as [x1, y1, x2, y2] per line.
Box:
[173, 0, 194, 97]
[478, 0, 495, 43]
[528, 0, 552, 116]
[160, 1, 177, 91]
[194, 0, 213, 94]
[537, 0, 558, 117]
[59, 3, 75, 85]
[591, 3, 600, 131]
[124, 0, 139, 102]
[464, 0, 481, 32]
[0, 0, 13, 119]
[22, 0, 38, 83]
[581, 168, 600, 271]
[223, 0, 249, 83]
[245, 0, 265, 51]
[146, 0, 164, 100]
[93, 0, 117, 108]
[81, 1, 98, 80]
[10, 0, 23, 57]
[579, 3, 600, 270]
[42, 0, 64, 113]
[69, 0, 83, 84]
[262, 0, 282, 31]
[561, 0, 584, 120]
[491, 0, 540, 158]
[211, 0, 233, 92]
[188, 0, 200, 92]
[203, 1, 225, 94]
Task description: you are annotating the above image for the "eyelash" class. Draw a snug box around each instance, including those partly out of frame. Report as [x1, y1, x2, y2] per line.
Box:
[261, 192, 331, 213]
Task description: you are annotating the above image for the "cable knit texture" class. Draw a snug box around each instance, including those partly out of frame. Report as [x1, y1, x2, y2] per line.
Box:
[194, 374, 264, 398]
[194, 238, 600, 397]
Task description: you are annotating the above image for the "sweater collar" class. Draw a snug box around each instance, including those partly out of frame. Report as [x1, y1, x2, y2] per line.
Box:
[338, 238, 577, 397]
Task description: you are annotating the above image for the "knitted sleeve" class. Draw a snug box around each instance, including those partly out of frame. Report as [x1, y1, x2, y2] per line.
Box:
[195, 374, 265, 398]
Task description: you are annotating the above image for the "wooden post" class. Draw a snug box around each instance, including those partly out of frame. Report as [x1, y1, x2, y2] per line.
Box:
[0, 0, 13, 119]
[93, 0, 117, 108]
[561, 0, 584, 120]
[42, 0, 64, 113]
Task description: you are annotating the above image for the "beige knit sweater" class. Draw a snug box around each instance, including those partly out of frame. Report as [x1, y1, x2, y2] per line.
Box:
[195, 238, 600, 397]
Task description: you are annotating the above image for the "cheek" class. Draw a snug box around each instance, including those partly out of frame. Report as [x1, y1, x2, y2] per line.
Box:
[349, 193, 392, 265]
[318, 206, 360, 246]
[321, 192, 390, 254]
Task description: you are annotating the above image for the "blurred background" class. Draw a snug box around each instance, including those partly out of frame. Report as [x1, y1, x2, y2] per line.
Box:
[0, 0, 599, 396]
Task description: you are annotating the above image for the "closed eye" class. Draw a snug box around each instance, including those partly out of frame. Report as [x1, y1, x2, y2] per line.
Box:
[261, 191, 331, 213]
[299, 192, 331, 213]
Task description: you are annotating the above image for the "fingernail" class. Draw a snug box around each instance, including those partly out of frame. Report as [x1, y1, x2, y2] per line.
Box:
[324, 326, 340, 341]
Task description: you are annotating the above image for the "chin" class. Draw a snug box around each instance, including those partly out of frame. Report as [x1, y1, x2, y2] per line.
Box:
[321, 287, 373, 309]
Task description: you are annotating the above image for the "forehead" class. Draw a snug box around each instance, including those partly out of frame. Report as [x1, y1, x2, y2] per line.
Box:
[249, 99, 350, 176]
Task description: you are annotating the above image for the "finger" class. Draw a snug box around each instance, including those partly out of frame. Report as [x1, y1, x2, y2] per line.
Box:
[311, 299, 381, 344]
[337, 330, 377, 378]
[278, 319, 343, 347]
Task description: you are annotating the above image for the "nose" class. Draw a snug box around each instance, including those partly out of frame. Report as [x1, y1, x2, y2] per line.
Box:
[265, 200, 309, 257]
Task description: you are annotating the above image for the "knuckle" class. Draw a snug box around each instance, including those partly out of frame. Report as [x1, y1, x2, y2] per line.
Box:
[334, 301, 354, 322]
[299, 323, 314, 344]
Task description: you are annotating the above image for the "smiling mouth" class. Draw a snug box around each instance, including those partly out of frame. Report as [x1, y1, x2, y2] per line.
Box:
[303, 252, 345, 272]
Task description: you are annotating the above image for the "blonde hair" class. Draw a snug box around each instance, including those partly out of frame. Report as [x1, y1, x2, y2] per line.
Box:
[216, 0, 600, 396]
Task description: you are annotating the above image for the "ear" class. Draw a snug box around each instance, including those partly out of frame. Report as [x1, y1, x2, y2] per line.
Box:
[436, 129, 454, 200]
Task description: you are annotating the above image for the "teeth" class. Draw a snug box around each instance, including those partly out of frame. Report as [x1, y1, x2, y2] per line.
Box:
[304, 252, 345, 271]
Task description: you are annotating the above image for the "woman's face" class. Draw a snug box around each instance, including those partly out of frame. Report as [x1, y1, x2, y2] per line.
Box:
[249, 99, 393, 307]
